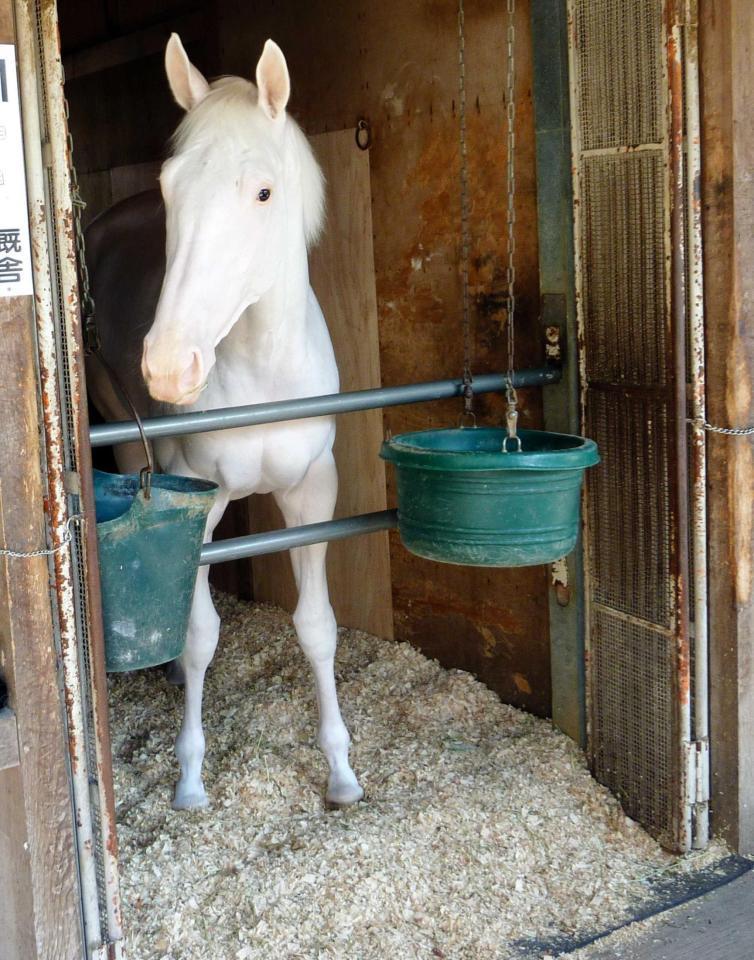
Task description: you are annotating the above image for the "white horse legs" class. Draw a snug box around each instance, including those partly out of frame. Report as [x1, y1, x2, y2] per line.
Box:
[171, 452, 361, 810]
[276, 453, 364, 806]
[173, 496, 227, 810]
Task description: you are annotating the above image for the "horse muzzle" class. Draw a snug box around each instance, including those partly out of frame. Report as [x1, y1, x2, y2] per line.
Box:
[142, 342, 206, 405]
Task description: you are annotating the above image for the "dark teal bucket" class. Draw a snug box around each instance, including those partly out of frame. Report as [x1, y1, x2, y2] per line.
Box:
[93, 469, 218, 672]
[380, 427, 599, 567]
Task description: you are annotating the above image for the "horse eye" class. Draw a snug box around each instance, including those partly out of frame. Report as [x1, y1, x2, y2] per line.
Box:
[257, 188, 271, 202]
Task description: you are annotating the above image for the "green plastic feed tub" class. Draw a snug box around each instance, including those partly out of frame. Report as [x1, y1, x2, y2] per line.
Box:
[380, 427, 599, 567]
[94, 469, 218, 672]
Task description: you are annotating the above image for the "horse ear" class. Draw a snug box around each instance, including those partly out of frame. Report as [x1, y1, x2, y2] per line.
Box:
[255, 40, 290, 121]
[165, 33, 209, 111]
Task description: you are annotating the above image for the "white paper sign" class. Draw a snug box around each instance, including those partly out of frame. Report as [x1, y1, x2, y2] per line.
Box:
[0, 44, 33, 298]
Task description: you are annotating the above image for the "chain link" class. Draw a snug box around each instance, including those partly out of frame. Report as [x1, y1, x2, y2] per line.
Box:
[457, 0, 473, 419]
[689, 418, 754, 436]
[504, 0, 517, 394]
[0, 514, 84, 560]
[502, 0, 520, 450]
[63, 93, 99, 352]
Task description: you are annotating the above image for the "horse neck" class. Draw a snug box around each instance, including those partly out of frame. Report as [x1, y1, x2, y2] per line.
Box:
[221, 228, 311, 373]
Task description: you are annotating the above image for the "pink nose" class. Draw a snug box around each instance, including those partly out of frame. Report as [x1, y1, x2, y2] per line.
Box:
[142, 342, 204, 405]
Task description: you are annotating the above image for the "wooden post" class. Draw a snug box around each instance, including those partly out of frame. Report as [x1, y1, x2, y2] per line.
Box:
[701, 0, 754, 854]
[0, 3, 85, 957]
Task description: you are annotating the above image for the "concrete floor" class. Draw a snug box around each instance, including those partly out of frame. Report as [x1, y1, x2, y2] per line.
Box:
[572, 869, 754, 959]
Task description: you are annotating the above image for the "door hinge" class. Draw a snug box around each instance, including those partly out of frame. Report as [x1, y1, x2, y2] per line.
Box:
[685, 738, 709, 806]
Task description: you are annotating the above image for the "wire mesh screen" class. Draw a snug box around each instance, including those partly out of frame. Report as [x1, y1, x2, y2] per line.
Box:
[571, 0, 686, 849]
[586, 390, 672, 628]
[572, 0, 663, 150]
[581, 153, 668, 387]
[590, 607, 674, 841]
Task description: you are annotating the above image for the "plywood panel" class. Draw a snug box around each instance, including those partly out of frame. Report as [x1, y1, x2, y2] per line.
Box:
[250, 129, 393, 639]
[0, 765, 35, 960]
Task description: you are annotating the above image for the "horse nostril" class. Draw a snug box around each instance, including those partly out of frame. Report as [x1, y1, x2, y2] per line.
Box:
[178, 349, 203, 396]
[141, 339, 153, 382]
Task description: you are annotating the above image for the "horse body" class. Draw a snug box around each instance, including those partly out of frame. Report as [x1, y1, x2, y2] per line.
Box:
[86, 36, 363, 811]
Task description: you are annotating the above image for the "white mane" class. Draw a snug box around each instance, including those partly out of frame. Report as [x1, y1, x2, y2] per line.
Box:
[169, 76, 325, 248]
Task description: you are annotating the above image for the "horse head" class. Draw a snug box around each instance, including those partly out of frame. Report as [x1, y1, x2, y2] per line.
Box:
[142, 35, 324, 405]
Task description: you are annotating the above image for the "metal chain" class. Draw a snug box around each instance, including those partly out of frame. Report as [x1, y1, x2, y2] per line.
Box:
[502, 0, 521, 452]
[63, 91, 98, 353]
[505, 0, 517, 386]
[0, 514, 84, 560]
[457, 0, 474, 423]
[688, 418, 754, 436]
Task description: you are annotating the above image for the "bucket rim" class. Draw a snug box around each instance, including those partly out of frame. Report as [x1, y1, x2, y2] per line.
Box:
[93, 468, 218, 530]
[380, 426, 600, 471]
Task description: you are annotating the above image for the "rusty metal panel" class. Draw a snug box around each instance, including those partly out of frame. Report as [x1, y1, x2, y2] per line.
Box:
[581, 152, 668, 388]
[585, 389, 672, 628]
[571, 0, 663, 152]
[569, 0, 693, 851]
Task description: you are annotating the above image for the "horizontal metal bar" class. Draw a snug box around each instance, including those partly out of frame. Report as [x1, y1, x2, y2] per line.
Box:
[89, 367, 560, 447]
[200, 509, 399, 565]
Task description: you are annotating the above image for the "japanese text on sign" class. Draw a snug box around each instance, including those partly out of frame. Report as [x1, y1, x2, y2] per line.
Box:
[0, 45, 33, 298]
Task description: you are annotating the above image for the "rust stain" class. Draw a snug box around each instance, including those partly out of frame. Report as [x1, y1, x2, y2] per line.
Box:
[675, 572, 691, 706]
[392, 576, 523, 635]
[478, 624, 498, 659]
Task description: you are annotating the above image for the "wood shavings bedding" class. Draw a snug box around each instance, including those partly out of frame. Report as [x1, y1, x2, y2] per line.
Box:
[109, 592, 725, 959]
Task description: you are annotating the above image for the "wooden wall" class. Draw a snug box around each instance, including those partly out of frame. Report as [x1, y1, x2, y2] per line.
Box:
[701, 0, 754, 855]
[60, 0, 552, 716]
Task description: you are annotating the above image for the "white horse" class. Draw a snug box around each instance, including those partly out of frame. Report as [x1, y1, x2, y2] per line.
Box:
[86, 35, 364, 811]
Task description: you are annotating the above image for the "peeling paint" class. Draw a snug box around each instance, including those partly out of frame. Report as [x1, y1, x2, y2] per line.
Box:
[551, 557, 569, 589]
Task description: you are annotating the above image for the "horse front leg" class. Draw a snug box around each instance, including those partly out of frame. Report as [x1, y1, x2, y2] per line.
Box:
[173, 492, 229, 810]
[275, 451, 364, 807]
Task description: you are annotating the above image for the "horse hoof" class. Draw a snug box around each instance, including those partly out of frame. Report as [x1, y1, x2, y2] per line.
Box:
[165, 658, 186, 686]
[325, 780, 365, 809]
[172, 787, 210, 811]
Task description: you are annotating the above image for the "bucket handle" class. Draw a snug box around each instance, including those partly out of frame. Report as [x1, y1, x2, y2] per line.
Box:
[93, 350, 154, 497]
[502, 383, 522, 453]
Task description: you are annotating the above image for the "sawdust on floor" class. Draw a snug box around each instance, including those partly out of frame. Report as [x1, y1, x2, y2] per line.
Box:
[109, 592, 725, 959]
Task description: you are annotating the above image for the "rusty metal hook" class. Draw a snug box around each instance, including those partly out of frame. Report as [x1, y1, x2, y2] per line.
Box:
[355, 118, 372, 150]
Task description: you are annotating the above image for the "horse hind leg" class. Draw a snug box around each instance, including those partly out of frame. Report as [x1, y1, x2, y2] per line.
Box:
[275, 452, 364, 807]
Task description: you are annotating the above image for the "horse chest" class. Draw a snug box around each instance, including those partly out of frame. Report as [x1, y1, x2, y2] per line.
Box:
[164, 417, 333, 499]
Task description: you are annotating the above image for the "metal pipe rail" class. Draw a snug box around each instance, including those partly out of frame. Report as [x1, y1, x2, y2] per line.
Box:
[89, 368, 560, 447]
[90, 366, 560, 564]
[200, 509, 399, 565]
